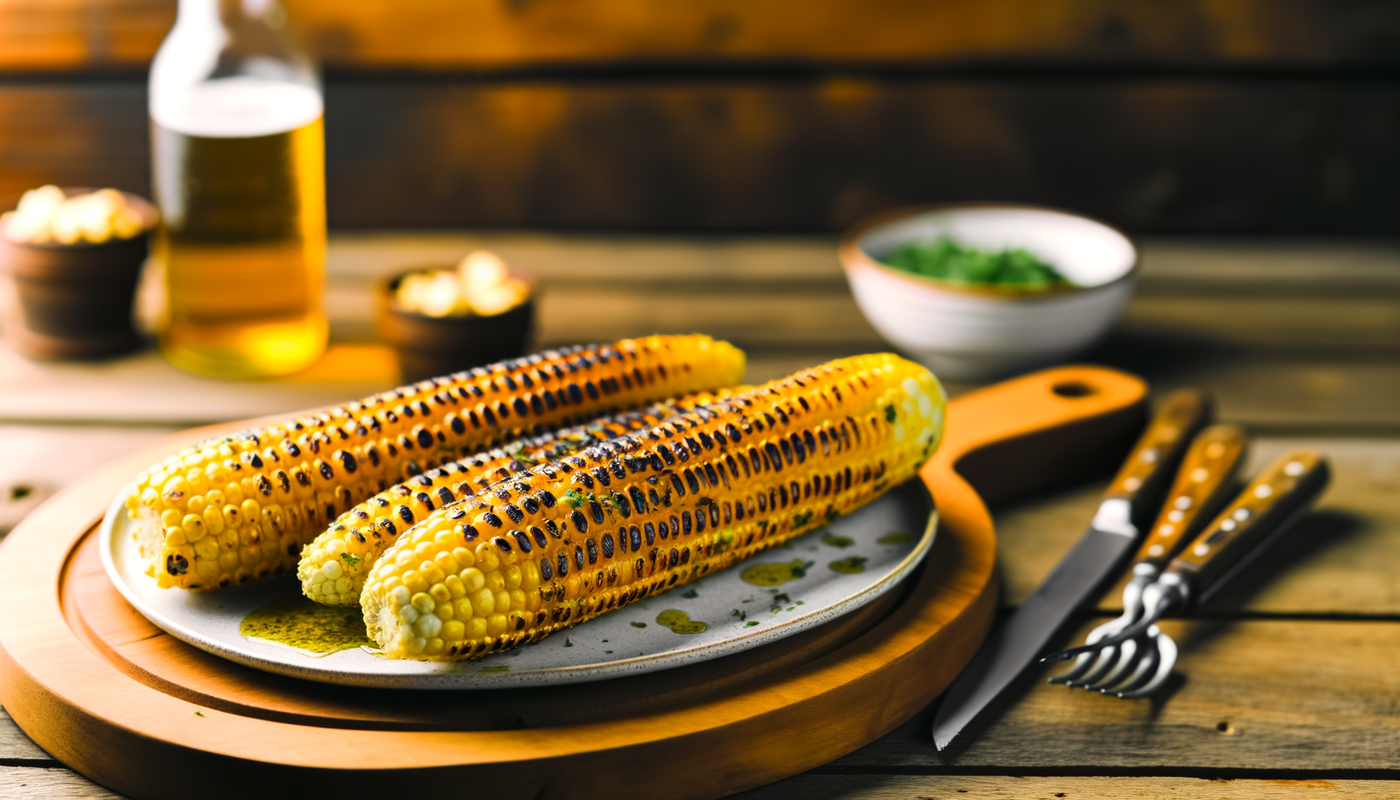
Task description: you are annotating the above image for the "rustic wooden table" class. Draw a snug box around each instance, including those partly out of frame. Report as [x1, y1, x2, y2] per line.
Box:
[1, 234, 1396, 798]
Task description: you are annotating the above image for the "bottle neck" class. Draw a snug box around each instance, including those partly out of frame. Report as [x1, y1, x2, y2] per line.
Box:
[176, 0, 280, 26]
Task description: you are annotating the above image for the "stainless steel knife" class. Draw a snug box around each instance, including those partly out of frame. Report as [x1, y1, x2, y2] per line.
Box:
[931, 387, 1211, 749]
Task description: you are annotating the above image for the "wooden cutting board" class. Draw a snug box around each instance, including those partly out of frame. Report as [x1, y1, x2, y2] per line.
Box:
[0, 366, 1145, 800]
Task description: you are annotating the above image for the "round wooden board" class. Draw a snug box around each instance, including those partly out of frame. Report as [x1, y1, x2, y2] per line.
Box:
[0, 366, 1146, 800]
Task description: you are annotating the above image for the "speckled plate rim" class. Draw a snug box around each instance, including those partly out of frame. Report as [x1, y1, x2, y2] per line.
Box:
[98, 483, 937, 689]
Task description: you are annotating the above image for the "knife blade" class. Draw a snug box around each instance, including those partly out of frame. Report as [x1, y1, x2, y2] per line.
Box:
[931, 387, 1210, 750]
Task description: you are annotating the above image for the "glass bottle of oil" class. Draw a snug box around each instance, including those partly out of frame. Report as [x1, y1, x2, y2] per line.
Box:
[149, 0, 326, 378]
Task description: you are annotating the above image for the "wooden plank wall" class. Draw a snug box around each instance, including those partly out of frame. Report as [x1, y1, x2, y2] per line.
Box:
[0, 1, 1397, 232]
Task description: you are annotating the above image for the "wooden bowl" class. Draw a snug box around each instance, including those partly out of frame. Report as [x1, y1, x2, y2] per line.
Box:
[375, 266, 536, 382]
[0, 190, 158, 360]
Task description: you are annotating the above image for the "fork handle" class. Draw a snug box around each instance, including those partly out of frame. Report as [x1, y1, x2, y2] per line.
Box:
[1130, 423, 1247, 571]
[1103, 388, 1212, 530]
[1164, 448, 1330, 606]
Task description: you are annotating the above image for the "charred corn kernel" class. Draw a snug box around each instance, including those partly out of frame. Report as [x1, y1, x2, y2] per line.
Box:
[362, 353, 946, 660]
[296, 392, 735, 605]
[130, 335, 745, 590]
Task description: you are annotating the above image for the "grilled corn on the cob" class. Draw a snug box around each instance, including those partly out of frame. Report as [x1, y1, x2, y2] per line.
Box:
[360, 353, 945, 660]
[126, 335, 746, 590]
[298, 390, 738, 605]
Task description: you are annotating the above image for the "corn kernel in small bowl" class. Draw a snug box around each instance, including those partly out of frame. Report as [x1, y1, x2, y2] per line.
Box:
[377, 252, 536, 382]
[0, 186, 159, 360]
[392, 251, 532, 318]
[1, 185, 155, 246]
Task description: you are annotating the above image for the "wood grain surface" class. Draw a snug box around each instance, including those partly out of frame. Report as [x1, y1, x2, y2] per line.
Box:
[3, 81, 1394, 233]
[4, 1, 1397, 71]
[0, 766, 123, 800]
[732, 776, 1400, 799]
[828, 618, 1400, 773]
[0, 706, 50, 763]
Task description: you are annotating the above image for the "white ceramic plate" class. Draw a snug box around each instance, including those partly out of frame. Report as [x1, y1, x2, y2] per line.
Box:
[100, 481, 935, 689]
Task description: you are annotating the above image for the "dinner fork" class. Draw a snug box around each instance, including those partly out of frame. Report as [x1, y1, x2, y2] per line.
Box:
[1044, 448, 1331, 697]
[1049, 423, 1247, 688]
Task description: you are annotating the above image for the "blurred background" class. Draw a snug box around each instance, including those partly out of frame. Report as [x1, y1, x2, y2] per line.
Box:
[2, 0, 1397, 234]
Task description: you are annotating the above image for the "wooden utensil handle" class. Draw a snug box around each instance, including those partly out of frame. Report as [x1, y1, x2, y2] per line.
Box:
[1132, 423, 1248, 569]
[1104, 388, 1212, 526]
[1166, 448, 1330, 604]
[923, 365, 1149, 550]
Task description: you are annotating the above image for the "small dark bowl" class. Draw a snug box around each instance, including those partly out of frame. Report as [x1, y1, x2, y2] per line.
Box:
[375, 266, 536, 383]
[0, 190, 157, 361]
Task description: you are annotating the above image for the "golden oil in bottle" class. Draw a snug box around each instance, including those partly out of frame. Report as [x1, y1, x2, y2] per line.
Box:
[151, 78, 327, 378]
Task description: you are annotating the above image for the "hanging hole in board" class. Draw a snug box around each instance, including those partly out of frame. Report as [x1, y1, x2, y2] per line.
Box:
[1052, 381, 1096, 398]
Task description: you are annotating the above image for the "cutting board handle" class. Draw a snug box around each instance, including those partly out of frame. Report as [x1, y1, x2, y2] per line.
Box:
[922, 365, 1150, 550]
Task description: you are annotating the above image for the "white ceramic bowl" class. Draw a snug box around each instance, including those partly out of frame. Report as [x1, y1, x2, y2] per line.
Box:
[840, 205, 1138, 381]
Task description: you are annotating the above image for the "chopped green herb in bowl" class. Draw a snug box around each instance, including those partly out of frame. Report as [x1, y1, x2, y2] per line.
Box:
[881, 237, 1071, 291]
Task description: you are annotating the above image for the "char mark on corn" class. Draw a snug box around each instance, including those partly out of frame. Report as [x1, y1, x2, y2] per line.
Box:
[360, 353, 946, 660]
[127, 335, 746, 590]
[297, 390, 737, 605]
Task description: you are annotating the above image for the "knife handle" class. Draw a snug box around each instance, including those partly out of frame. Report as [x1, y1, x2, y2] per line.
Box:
[1131, 423, 1248, 570]
[923, 365, 1148, 552]
[1104, 388, 1212, 524]
[1164, 448, 1330, 606]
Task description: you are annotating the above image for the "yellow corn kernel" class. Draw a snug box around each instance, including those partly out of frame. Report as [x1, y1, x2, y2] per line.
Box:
[503, 564, 522, 590]
[474, 543, 501, 574]
[181, 514, 207, 542]
[428, 583, 452, 605]
[484, 570, 506, 593]
[486, 614, 509, 637]
[202, 505, 225, 535]
[453, 597, 475, 620]
[460, 568, 485, 593]
[521, 561, 541, 589]
[402, 570, 429, 595]
[442, 620, 466, 642]
[470, 587, 494, 617]
[420, 564, 446, 587]
[410, 592, 435, 615]
[465, 617, 488, 641]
